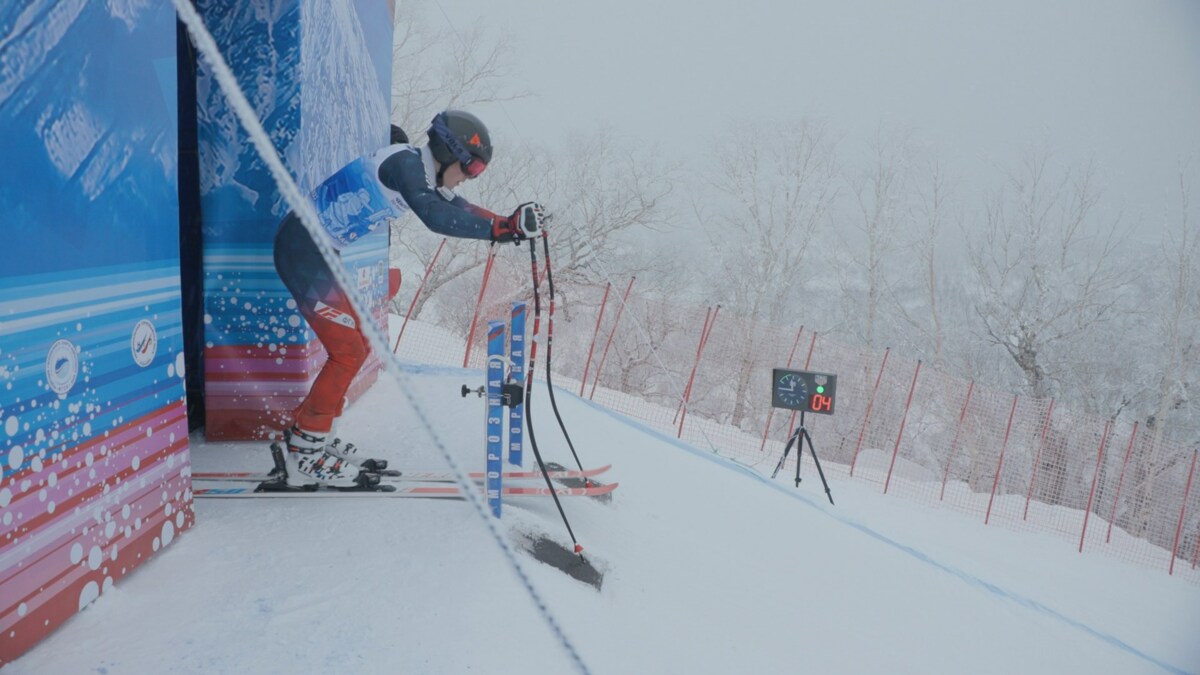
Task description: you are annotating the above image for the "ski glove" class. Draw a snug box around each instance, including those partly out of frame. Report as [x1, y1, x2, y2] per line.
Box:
[491, 202, 547, 244]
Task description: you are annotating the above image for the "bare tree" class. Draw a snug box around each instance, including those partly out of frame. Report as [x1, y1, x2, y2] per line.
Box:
[839, 128, 913, 349]
[1146, 165, 1200, 443]
[891, 157, 954, 367]
[700, 119, 839, 323]
[391, 130, 674, 333]
[696, 119, 839, 427]
[1120, 166, 1200, 536]
[523, 130, 676, 288]
[610, 295, 695, 405]
[967, 150, 1133, 400]
[386, 0, 531, 320]
[388, 2, 673, 323]
[390, 2, 527, 134]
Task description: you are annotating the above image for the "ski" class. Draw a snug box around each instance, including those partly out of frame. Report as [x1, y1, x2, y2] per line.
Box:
[191, 463, 612, 484]
[193, 481, 618, 499]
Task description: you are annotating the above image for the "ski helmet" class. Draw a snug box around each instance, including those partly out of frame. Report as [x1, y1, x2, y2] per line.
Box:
[427, 110, 492, 178]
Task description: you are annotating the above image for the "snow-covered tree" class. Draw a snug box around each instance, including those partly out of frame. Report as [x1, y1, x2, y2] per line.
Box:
[696, 118, 839, 427]
[838, 128, 913, 349]
[389, 2, 526, 134]
[518, 129, 676, 289]
[892, 157, 955, 368]
[966, 151, 1134, 401]
[1143, 166, 1200, 444]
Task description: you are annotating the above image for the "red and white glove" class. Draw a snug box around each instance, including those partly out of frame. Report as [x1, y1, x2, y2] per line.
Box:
[491, 202, 547, 244]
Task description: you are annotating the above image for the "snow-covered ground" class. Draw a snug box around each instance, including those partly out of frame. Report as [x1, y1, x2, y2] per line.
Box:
[7, 364, 1200, 674]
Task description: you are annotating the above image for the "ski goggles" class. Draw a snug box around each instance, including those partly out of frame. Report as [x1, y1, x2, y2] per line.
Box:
[460, 155, 488, 178]
[431, 114, 488, 178]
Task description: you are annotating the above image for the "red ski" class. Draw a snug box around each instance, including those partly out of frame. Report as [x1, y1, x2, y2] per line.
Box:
[194, 481, 618, 499]
[191, 463, 611, 484]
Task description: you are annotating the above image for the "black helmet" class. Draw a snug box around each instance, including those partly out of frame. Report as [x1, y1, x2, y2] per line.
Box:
[427, 110, 492, 177]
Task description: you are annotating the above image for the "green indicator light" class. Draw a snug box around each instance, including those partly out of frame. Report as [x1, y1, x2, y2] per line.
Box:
[816, 386, 825, 394]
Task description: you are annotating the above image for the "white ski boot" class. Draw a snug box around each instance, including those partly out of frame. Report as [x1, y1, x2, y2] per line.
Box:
[282, 426, 375, 489]
[323, 429, 395, 475]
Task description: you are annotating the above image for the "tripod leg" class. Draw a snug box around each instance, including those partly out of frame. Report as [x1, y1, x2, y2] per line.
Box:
[771, 430, 799, 479]
[793, 430, 804, 487]
[802, 430, 835, 505]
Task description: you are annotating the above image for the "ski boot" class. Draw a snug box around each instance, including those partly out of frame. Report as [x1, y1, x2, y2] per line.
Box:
[262, 426, 385, 492]
[324, 436, 399, 476]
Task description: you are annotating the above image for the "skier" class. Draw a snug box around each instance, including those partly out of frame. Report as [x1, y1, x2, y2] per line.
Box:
[273, 109, 547, 489]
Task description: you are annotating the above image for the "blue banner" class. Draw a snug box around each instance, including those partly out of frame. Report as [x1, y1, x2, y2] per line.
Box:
[0, 0, 186, 502]
[486, 321, 505, 517]
[508, 302, 527, 466]
[0, 2, 179, 277]
[0, 2, 191, 662]
[193, 0, 393, 438]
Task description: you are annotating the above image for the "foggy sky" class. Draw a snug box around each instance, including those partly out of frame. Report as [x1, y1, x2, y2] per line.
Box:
[435, 0, 1200, 233]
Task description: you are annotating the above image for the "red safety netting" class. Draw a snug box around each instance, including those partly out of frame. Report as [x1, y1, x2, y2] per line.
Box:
[387, 265, 1200, 585]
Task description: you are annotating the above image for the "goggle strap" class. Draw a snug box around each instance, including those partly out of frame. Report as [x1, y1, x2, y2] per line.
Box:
[432, 114, 481, 171]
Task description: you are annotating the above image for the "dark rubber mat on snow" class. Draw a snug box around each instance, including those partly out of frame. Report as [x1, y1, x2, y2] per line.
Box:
[516, 532, 605, 590]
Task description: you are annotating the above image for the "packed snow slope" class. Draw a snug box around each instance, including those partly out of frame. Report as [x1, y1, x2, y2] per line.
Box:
[7, 366, 1200, 674]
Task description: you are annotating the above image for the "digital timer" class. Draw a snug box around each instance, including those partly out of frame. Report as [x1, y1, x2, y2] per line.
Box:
[770, 368, 838, 415]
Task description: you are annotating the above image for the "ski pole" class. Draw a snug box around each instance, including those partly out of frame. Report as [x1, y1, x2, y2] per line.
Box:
[523, 236, 585, 559]
[539, 231, 589, 478]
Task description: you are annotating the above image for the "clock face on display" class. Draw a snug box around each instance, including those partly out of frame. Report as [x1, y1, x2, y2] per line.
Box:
[774, 372, 809, 409]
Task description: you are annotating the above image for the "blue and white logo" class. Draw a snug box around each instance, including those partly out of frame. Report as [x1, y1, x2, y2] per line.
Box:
[131, 319, 157, 367]
[46, 339, 79, 397]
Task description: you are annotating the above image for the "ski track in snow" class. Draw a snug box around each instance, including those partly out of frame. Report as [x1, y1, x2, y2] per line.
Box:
[581, 396, 1194, 675]
[8, 368, 1200, 674]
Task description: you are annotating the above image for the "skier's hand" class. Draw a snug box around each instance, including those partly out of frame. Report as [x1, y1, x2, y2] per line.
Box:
[491, 202, 547, 244]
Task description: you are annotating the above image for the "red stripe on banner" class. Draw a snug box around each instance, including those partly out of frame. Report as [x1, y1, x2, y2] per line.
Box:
[0, 472, 193, 665]
[204, 343, 325, 381]
[203, 365, 380, 440]
[0, 431, 189, 555]
[203, 338, 383, 440]
[205, 342, 322, 359]
[1, 467, 190, 608]
[2, 400, 186, 489]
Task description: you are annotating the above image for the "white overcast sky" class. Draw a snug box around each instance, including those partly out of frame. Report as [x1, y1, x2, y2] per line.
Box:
[434, 0, 1200, 230]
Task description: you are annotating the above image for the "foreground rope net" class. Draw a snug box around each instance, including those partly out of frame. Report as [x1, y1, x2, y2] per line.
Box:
[171, 2, 592, 671]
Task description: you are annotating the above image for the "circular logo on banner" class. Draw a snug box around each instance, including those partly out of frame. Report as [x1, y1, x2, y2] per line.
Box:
[131, 319, 157, 368]
[46, 339, 79, 397]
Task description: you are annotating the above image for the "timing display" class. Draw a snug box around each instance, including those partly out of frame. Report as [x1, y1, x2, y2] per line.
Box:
[771, 368, 838, 415]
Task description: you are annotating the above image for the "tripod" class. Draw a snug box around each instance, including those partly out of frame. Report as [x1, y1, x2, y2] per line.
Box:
[770, 411, 835, 505]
